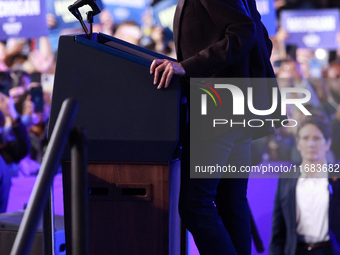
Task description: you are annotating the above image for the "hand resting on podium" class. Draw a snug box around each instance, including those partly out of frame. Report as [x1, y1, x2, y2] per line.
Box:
[150, 59, 186, 89]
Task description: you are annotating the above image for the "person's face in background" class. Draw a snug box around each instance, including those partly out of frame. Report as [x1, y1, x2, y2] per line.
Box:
[276, 69, 294, 88]
[296, 123, 331, 163]
[114, 23, 142, 45]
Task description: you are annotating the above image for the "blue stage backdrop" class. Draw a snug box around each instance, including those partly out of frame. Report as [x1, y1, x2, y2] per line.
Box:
[101, 0, 149, 26]
[46, 0, 103, 33]
[0, 0, 48, 40]
[152, 0, 176, 41]
[255, 0, 276, 36]
[152, 0, 276, 41]
[281, 9, 340, 49]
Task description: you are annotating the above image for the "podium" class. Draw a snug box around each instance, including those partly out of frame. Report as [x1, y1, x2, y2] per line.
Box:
[48, 33, 182, 255]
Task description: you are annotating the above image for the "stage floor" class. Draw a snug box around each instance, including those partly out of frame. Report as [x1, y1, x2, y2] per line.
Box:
[7, 170, 279, 255]
[7, 173, 64, 216]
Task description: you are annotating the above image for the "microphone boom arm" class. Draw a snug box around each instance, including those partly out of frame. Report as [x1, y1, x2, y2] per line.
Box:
[68, 0, 101, 39]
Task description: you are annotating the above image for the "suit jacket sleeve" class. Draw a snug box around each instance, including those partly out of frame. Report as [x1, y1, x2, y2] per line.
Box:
[269, 178, 286, 255]
[257, 10, 273, 58]
[180, 0, 257, 77]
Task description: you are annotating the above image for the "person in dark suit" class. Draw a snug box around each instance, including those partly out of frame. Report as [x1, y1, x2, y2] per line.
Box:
[149, 0, 285, 254]
[270, 116, 340, 255]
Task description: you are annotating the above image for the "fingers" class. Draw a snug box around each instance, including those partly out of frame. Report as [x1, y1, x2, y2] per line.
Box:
[154, 61, 167, 86]
[150, 60, 157, 74]
[165, 73, 173, 89]
[150, 59, 164, 74]
[157, 68, 168, 89]
[150, 59, 183, 89]
[150, 59, 166, 87]
[160, 65, 174, 89]
[156, 61, 174, 89]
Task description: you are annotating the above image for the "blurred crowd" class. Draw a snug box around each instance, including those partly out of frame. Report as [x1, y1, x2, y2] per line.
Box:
[0, 9, 178, 213]
[274, 0, 340, 13]
[251, 27, 340, 166]
[0, 1, 340, 213]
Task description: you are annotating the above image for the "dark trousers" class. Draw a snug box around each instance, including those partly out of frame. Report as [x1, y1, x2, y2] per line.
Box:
[296, 245, 333, 255]
[179, 125, 254, 255]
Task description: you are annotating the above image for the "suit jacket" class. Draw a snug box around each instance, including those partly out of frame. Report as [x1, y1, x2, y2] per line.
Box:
[173, 0, 286, 139]
[269, 172, 340, 255]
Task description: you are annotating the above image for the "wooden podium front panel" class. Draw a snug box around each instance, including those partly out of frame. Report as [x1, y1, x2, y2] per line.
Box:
[88, 163, 170, 255]
[62, 162, 181, 255]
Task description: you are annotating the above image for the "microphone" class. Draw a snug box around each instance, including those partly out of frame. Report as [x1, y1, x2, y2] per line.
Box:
[68, 0, 101, 39]
[69, 0, 88, 13]
[68, 0, 100, 20]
